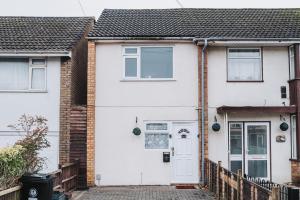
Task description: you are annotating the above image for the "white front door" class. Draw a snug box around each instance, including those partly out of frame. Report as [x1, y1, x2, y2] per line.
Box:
[171, 122, 198, 183]
[245, 122, 270, 179]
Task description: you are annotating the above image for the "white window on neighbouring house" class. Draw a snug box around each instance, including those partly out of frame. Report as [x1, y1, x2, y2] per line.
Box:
[227, 48, 262, 81]
[123, 47, 173, 79]
[0, 58, 46, 91]
[145, 122, 169, 149]
[289, 46, 295, 80]
[30, 58, 46, 90]
[291, 115, 297, 159]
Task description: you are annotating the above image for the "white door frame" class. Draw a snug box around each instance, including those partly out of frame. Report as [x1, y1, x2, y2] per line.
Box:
[229, 122, 244, 174]
[229, 122, 271, 180]
[244, 122, 270, 180]
[170, 121, 198, 184]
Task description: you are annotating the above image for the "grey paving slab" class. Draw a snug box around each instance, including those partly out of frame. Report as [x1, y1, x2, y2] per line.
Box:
[78, 186, 215, 200]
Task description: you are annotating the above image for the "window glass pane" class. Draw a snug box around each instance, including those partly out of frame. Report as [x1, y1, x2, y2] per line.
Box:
[290, 46, 295, 79]
[292, 115, 297, 159]
[248, 160, 267, 177]
[125, 58, 137, 77]
[145, 133, 169, 149]
[229, 49, 260, 57]
[228, 58, 261, 81]
[146, 123, 168, 131]
[0, 58, 29, 90]
[230, 123, 243, 154]
[32, 59, 45, 65]
[231, 161, 242, 173]
[125, 48, 137, 54]
[247, 125, 267, 155]
[31, 68, 45, 90]
[141, 47, 173, 78]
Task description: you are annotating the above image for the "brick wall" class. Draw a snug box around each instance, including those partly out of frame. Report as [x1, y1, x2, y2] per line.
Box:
[71, 35, 88, 105]
[70, 105, 87, 189]
[291, 159, 300, 183]
[60, 57, 72, 164]
[198, 45, 209, 181]
[59, 20, 94, 164]
[87, 41, 96, 186]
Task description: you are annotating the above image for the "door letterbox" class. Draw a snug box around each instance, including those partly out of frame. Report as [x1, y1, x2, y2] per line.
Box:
[163, 152, 170, 162]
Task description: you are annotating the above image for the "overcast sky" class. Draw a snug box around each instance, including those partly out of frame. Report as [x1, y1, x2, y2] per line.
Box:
[1, 0, 300, 18]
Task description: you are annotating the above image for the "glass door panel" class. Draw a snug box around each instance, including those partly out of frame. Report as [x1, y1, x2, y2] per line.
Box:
[248, 160, 267, 177]
[245, 123, 269, 179]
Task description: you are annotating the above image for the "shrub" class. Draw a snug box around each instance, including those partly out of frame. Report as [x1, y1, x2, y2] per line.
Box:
[12, 115, 50, 173]
[0, 115, 50, 190]
[0, 145, 26, 190]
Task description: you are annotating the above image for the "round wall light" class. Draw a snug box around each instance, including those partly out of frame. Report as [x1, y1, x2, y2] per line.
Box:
[212, 123, 221, 132]
[132, 127, 141, 136]
[280, 122, 289, 131]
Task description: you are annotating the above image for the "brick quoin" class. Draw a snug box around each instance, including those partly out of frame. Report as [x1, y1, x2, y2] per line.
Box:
[87, 41, 96, 186]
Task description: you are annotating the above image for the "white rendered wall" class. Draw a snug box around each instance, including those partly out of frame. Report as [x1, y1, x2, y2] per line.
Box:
[94, 43, 199, 185]
[0, 57, 61, 173]
[207, 46, 291, 183]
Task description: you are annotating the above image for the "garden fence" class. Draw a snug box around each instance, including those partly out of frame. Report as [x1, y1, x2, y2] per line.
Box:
[0, 159, 80, 200]
[205, 159, 300, 200]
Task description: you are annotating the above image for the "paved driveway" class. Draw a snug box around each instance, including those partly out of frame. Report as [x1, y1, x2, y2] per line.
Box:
[76, 186, 215, 200]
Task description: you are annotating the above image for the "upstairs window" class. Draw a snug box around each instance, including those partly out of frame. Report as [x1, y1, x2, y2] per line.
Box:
[0, 58, 46, 91]
[227, 48, 262, 81]
[289, 46, 295, 80]
[123, 47, 173, 79]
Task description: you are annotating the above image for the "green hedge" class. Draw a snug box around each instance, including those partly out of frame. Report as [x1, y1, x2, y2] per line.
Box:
[0, 145, 26, 191]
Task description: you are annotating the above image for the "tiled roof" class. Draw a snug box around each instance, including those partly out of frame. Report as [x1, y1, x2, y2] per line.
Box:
[89, 8, 300, 40]
[0, 17, 94, 53]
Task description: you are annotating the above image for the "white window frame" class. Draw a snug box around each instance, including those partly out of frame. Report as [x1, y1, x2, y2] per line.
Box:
[123, 47, 140, 79]
[0, 57, 47, 92]
[122, 46, 174, 81]
[227, 47, 262, 82]
[289, 46, 295, 80]
[29, 58, 47, 91]
[291, 115, 297, 159]
[229, 122, 244, 173]
[144, 121, 170, 150]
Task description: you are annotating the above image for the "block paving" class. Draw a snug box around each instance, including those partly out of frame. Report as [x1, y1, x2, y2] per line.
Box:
[78, 186, 215, 200]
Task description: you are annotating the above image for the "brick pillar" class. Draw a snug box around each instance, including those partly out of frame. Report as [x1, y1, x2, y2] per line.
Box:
[291, 159, 300, 183]
[198, 45, 209, 181]
[59, 57, 72, 164]
[87, 41, 96, 186]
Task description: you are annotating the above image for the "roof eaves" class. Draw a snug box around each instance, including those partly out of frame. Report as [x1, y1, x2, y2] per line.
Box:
[0, 50, 72, 57]
[86, 36, 196, 40]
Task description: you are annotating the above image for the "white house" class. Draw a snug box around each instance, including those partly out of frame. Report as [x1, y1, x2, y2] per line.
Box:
[87, 8, 300, 186]
[0, 17, 94, 176]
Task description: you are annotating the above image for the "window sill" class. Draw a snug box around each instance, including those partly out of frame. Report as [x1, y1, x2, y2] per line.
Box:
[227, 80, 264, 83]
[0, 90, 48, 93]
[288, 78, 300, 83]
[120, 79, 176, 82]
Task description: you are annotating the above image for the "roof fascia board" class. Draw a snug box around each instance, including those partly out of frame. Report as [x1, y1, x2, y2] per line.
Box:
[0, 51, 72, 57]
[87, 37, 195, 40]
[197, 40, 300, 46]
[92, 39, 193, 44]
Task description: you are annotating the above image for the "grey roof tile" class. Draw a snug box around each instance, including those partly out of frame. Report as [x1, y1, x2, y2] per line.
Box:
[0, 16, 94, 52]
[88, 8, 300, 39]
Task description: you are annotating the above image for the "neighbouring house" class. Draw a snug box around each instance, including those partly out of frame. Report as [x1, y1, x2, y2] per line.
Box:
[0, 16, 94, 184]
[87, 8, 300, 186]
